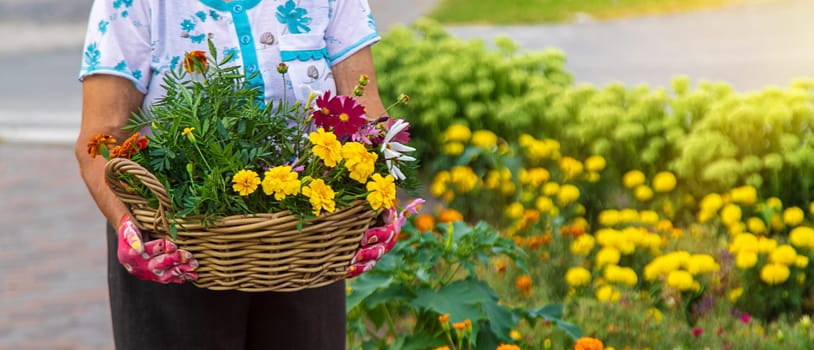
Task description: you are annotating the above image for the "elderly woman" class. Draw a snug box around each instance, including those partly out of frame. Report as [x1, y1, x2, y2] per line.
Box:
[75, 1, 389, 348]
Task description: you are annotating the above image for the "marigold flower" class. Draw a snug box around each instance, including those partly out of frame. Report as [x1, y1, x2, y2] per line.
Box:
[231, 169, 261, 196]
[505, 202, 524, 219]
[559, 156, 584, 180]
[438, 313, 450, 325]
[183, 50, 207, 74]
[443, 124, 471, 143]
[341, 142, 378, 183]
[598, 210, 620, 227]
[570, 234, 595, 256]
[729, 287, 744, 302]
[666, 270, 697, 291]
[783, 207, 805, 227]
[366, 173, 396, 210]
[735, 251, 758, 269]
[542, 182, 560, 196]
[535, 197, 554, 214]
[509, 330, 522, 341]
[515, 274, 532, 297]
[497, 344, 521, 350]
[686, 254, 720, 275]
[584, 155, 606, 172]
[565, 266, 592, 287]
[622, 170, 646, 189]
[87, 133, 118, 158]
[261, 166, 301, 200]
[634, 185, 653, 202]
[596, 247, 621, 268]
[720, 204, 742, 227]
[730, 185, 758, 205]
[595, 285, 620, 302]
[309, 128, 343, 167]
[452, 320, 467, 332]
[790, 227, 814, 249]
[770, 245, 798, 265]
[747, 217, 767, 235]
[605, 265, 638, 286]
[471, 130, 498, 149]
[300, 178, 336, 215]
[438, 208, 463, 223]
[443, 142, 464, 156]
[574, 336, 604, 350]
[760, 263, 791, 285]
[414, 214, 436, 233]
[557, 184, 581, 206]
[699, 193, 723, 213]
[652, 171, 677, 193]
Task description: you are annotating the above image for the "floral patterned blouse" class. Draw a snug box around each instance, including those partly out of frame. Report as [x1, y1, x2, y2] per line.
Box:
[79, 0, 380, 111]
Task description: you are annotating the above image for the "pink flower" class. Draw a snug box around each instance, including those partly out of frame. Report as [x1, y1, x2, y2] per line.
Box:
[692, 327, 704, 338]
[740, 312, 750, 324]
[312, 90, 366, 139]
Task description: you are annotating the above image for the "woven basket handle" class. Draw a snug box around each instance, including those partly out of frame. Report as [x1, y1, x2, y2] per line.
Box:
[105, 157, 173, 232]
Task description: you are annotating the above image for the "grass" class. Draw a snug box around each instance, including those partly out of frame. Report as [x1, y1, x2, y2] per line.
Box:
[428, 0, 755, 24]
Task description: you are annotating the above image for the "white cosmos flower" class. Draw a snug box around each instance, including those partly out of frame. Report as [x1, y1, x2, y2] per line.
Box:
[381, 119, 416, 181]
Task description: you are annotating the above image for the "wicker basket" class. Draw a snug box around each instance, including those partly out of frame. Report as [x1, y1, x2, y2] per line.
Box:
[104, 157, 378, 292]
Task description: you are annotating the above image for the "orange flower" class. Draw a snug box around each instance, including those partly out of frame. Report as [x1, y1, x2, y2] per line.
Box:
[495, 261, 507, 273]
[497, 344, 521, 350]
[515, 274, 532, 297]
[438, 313, 450, 325]
[452, 319, 469, 332]
[87, 133, 117, 158]
[183, 50, 208, 73]
[110, 132, 148, 159]
[433, 347, 451, 350]
[415, 214, 436, 233]
[438, 208, 463, 223]
[560, 224, 585, 237]
[574, 337, 604, 350]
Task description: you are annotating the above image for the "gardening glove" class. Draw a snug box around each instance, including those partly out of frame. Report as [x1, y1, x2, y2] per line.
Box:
[117, 215, 199, 284]
[347, 199, 425, 278]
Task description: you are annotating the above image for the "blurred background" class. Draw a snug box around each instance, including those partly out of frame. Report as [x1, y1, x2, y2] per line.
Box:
[0, 0, 811, 348]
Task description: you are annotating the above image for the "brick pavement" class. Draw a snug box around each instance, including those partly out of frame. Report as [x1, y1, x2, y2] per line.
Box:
[0, 143, 112, 349]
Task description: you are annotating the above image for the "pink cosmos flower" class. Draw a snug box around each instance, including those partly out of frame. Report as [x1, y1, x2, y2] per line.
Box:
[312, 90, 366, 139]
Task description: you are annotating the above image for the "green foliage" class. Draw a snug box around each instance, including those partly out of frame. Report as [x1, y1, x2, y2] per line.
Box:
[346, 219, 581, 349]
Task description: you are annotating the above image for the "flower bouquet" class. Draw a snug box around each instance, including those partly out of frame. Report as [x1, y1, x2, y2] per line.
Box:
[89, 43, 421, 292]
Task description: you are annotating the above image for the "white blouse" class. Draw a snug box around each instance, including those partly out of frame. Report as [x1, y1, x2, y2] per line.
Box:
[78, 0, 380, 111]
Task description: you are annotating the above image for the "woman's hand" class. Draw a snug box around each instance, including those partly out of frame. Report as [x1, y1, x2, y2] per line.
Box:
[117, 215, 199, 284]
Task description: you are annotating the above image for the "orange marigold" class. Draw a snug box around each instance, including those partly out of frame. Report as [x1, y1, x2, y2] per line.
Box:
[438, 313, 450, 325]
[415, 214, 436, 233]
[87, 133, 117, 158]
[438, 208, 463, 223]
[497, 344, 521, 350]
[183, 50, 208, 73]
[515, 274, 532, 297]
[574, 337, 603, 350]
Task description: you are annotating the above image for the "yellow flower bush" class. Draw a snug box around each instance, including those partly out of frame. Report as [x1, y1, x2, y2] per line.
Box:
[566, 267, 593, 287]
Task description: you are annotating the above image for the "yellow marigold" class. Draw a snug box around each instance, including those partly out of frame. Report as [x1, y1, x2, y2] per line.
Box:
[760, 263, 791, 285]
[598, 210, 620, 227]
[747, 217, 767, 235]
[309, 128, 342, 167]
[497, 345, 521, 350]
[687, 254, 720, 275]
[542, 182, 560, 197]
[652, 171, 677, 193]
[666, 270, 697, 291]
[471, 129, 498, 149]
[647, 308, 663, 323]
[301, 178, 336, 216]
[720, 204, 742, 227]
[341, 142, 377, 183]
[414, 214, 436, 233]
[699, 193, 724, 213]
[595, 285, 620, 303]
[520, 167, 550, 187]
[796, 255, 809, 268]
[595, 247, 621, 268]
[506, 202, 525, 219]
[557, 184, 581, 206]
[584, 155, 606, 172]
[730, 185, 758, 206]
[366, 173, 396, 210]
[431, 171, 450, 197]
[231, 169, 261, 196]
[619, 209, 640, 224]
[729, 287, 744, 302]
[443, 124, 471, 142]
[509, 330, 522, 341]
[605, 265, 638, 286]
[515, 275, 532, 297]
[559, 157, 584, 180]
[565, 267, 592, 287]
[632, 185, 653, 202]
[758, 236, 778, 254]
[535, 196, 554, 214]
[574, 337, 603, 350]
[443, 142, 465, 156]
[181, 127, 195, 142]
[570, 234, 596, 256]
[639, 210, 660, 226]
[790, 226, 814, 249]
[622, 170, 646, 189]
[438, 208, 464, 223]
[729, 233, 759, 254]
[766, 197, 783, 211]
[770, 245, 798, 265]
[450, 166, 479, 192]
[783, 207, 805, 227]
[735, 251, 758, 269]
[261, 166, 301, 200]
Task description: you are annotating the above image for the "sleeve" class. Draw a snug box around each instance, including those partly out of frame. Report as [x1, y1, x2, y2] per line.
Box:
[325, 0, 381, 65]
[78, 0, 152, 93]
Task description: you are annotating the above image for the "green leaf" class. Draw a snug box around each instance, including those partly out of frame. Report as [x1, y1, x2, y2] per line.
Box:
[346, 273, 394, 311]
[410, 279, 492, 323]
[365, 284, 413, 309]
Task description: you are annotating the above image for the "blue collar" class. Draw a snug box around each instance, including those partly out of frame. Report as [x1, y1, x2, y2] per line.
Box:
[198, 0, 262, 12]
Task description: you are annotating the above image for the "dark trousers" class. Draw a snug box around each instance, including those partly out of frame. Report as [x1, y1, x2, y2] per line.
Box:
[106, 225, 346, 349]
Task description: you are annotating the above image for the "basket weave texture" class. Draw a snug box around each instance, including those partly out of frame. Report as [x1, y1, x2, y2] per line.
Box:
[105, 157, 377, 292]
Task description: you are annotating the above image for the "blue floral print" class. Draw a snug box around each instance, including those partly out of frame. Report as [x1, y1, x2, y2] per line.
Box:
[275, 0, 312, 34]
[99, 20, 109, 34]
[181, 19, 196, 32]
[84, 43, 101, 70]
[190, 33, 206, 44]
[195, 11, 207, 22]
[210, 10, 220, 21]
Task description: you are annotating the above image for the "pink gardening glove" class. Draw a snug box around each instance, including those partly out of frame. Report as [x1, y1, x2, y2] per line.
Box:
[117, 215, 199, 284]
[347, 199, 425, 278]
